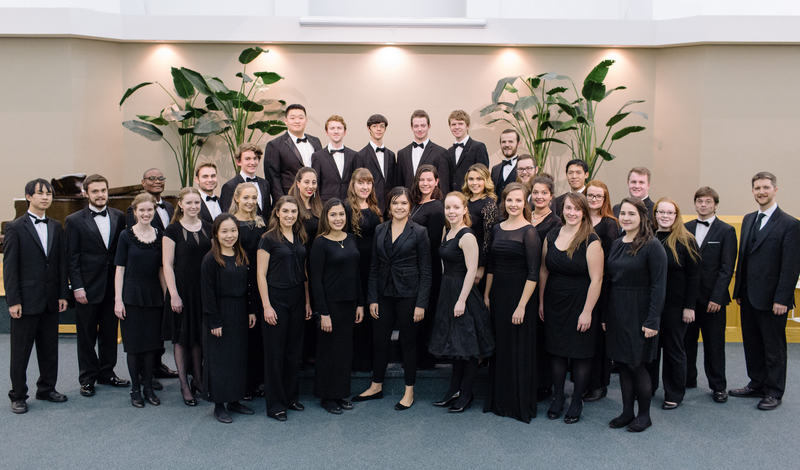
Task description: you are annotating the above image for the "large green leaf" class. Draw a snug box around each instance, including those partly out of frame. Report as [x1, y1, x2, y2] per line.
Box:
[485, 118, 511, 125]
[253, 71, 284, 85]
[491, 76, 518, 103]
[171, 67, 195, 99]
[239, 100, 264, 112]
[205, 96, 220, 111]
[606, 112, 630, 127]
[556, 102, 577, 118]
[584, 60, 615, 85]
[194, 114, 226, 134]
[616, 99, 646, 114]
[582, 80, 607, 102]
[480, 103, 503, 116]
[541, 72, 571, 81]
[122, 120, 163, 141]
[512, 95, 540, 114]
[239, 46, 265, 64]
[136, 114, 169, 126]
[611, 125, 646, 141]
[527, 76, 541, 89]
[178, 127, 195, 135]
[595, 148, 616, 161]
[604, 85, 626, 99]
[236, 72, 253, 83]
[533, 137, 568, 146]
[184, 105, 207, 119]
[207, 77, 230, 94]
[546, 86, 568, 95]
[180, 68, 213, 96]
[248, 120, 287, 136]
[119, 82, 153, 107]
[216, 90, 246, 102]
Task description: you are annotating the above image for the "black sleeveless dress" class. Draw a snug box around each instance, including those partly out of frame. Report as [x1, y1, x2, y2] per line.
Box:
[428, 227, 495, 360]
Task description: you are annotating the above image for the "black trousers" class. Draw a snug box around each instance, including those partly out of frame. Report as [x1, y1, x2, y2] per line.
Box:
[587, 328, 612, 389]
[684, 302, 727, 391]
[9, 308, 59, 402]
[262, 285, 305, 416]
[372, 295, 418, 386]
[75, 290, 119, 385]
[645, 307, 688, 403]
[314, 300, 356, 400]
[740, 295, 788, 398]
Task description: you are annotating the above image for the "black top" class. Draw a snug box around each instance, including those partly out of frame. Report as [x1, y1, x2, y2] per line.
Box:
[258, 231, 308, 288]
[368, 220, 432, 307]
[114, 228, 163, 307]
[533, 211, 562, 245]
[237, 220, 266, 314]
[487, 224, 541, 282]
[655, 231, 702, 310]
[309, 235, 363, 316]
[201, 253, 249, 330]
[411, 199, 446, 263]
[593, 216, 620, 259]
[468, 197, 500, 267]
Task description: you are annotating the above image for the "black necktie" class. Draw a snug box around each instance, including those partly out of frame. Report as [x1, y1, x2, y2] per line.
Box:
[206, 195, 218, 202]
[296, 137, 308, 143]
[34, 217, 48, 224]
[697, 219, 709, 227]
[453, 143, 464, 149]
[375, 147, 385, 153]
[749, 213, 766, 244]
[330, 148, 344, 154]
[91, 209, 108, 217]
[412, 142, 424, 149]
[245, 177, 257, 183]
[156, 202, 166, 209]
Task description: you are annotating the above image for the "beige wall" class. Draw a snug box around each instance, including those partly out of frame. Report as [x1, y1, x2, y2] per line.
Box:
[1, 39, 798, 224]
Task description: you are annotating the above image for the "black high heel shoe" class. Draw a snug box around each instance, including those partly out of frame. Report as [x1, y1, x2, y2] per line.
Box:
[448, 394, 474, 413]
[130, 389, 144, 408]
[190, 379, 202, 395]
[433, 391, 460, 407]
[143, 388, 161, 406]
[547, 398, 564, 420]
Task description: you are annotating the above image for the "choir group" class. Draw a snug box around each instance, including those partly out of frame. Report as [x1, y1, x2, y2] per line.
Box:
[5, 105, 799, 433]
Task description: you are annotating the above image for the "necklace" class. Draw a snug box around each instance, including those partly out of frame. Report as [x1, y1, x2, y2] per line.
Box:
[532, 208, 551, 221]
[334, 238, 345, 249]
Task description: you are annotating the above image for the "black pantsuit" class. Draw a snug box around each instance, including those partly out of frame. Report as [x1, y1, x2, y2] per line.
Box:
[373, 296, 419, 386]
[10, 309, 60, 401]
[685, 302, 728, 390]
[75, 297, 119, 385]
[739, 296, 788, 397]
[262, 285, 306, 416]
[315, 300, 358, 398]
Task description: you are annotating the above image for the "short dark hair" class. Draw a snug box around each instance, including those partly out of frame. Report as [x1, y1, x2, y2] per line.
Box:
[386, 186, 413, 219]
[566, 159, 588, 174]
[285, 103, 307, 117]
[142, 168, 162, 180]
[410, 109, 430, 126]
[195, 161, 217, 178]
[751, 171, 777, 188]
[25, 179, 54, 198]
[82, 174, 109, 191]
[500, 128, 520, 142]
[694, 186, 719, 204]
[367, 114, 388, 128]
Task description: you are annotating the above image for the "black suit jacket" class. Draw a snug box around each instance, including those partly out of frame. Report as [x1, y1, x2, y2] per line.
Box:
[219, 175, 272, 217]
[733, 207, 800, 310]
[3, 215, 69, 314]
[311, 147, 358, 203]
[126, 199, 174, 231]
[367, 220, 432, 309]
[264, 132, 323, 202]
[684, 217, 737, 307]
[447, 138, 489, 192]
[396, 141, 449, 193]
[199, 198, 215, 224]
[490, 161, 518, 198]
[355, 144, 396, 213]
[613, 196, 655, 225]
[65, 206, 126, 304]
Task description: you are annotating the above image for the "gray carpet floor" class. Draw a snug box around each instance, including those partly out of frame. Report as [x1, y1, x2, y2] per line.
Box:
[1, 335, 798, 470]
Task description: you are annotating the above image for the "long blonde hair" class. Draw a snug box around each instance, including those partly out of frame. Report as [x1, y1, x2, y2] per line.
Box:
[347, 168, 382, 236]
[461, 163, 496, 202]
[653, 197, 699, 266]
[229, 183, 265, 228]
[170, 187, 202, 223]
[444, 192, 472, 229]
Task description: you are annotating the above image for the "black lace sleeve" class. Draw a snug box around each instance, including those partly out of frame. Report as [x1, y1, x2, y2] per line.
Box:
[480, 201, 500, 267]
[523, 225, 542, 282]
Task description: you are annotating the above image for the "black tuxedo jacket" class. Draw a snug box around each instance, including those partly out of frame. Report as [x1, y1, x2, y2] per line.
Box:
[613, 196, 655, 225]
[367, 220, 432, 309]
[491, 161, 518, 198]
[396, 141, 449, 193]
[355, 144, 396, 213]
[199, 197, 216, 224]
[311, 146, 358, 203]
[733, 207, 800, 310]
[126, 199, 174, 231]
[219, 175, 272, 217]
[684, 217, 737, 307]
[65, 206, 126, 304]
[3, 215, 69, 314]
[264, 132, 323, 202]
[446, 138, 489, 192]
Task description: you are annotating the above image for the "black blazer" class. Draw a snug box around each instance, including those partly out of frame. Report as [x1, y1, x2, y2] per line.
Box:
[199, 198, 215, 224]
[126, 199, 174, 231]
[490, 161, 518, 198]
[684, 217, 737, 307]
[733, 206, 800, 310]
[219, 175, 272, 217]
[65, 206, 126, 304]
[367, 220, 432, 309]
[355, 144, 397, 213]
[613, 196, 655, 225]
[396, 141, 449, 193]
[311, 146, 358, 203]
[446, 138, 489, 192]
[3, 215, 69, 314]
[264, 132, 323, 203]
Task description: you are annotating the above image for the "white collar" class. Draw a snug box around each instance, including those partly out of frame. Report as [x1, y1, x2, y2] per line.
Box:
[89, 204, 107, 212]
[370, 140, 383, 151]
[413, 138, 430, 147]
[759, 202, 778, 217]
[697, 215, 716, 224]
[455, 135, 470, 146]
[239, 171, 257, 181]
[327, 143, 345, 152]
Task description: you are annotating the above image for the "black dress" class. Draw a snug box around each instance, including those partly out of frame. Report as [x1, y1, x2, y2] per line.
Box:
[428, 227, 495, 360]
[200, 253, 249, 404]
[411, 199, 446, 367]
[543, 230, 600, 359]
[237, 219, 267, 393]
[310, 235, 362, 400]
[604, 237, 668, 366]
[303, 214, 320, 361]
[483, 224, 541, 423]
[114, 228, 164, 354]
[533, 211, 562, 242]
[593, 217, 620, 257]
[587, 216, 621, 389]
[467, 197, 500, 269]
[348, 205, 381, 372]
[533, 210, 561, 390]
[163, 221, 212, 347]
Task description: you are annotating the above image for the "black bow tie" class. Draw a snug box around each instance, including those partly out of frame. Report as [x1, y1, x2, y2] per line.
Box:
[156, 202, 166, 209]
[206, 195, 218, 202]
[330, 148, 344, 154]
[453, 143, 465, 149]
[697, 220, 710, 227]
[245, 177, 257, 183]
[91, 209, 108, 218]
[296, 137, 308, 143]
[412, 142, 425, 149]
[375, 147, 385, 153]
[501, 159, 514, 167]
[34, 217, 48, 224]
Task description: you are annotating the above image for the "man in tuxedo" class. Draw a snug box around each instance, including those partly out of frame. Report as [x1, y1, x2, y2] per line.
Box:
[396, 109, 449, 192]
[446, 110, 489, 192]
[491, 129, 522, 197]
[682, 186, 737, 404]
[730, 172, 800, 411]
[4, 179, 69, 413]
[65, 174, 130, 398]
[264, 103, 323, 202]
[612, 167, 655, 225]
[312, 115, 358, 203]
[195, 162, 222, 222]
[355, 114, 396, 213]
[220, 143, 273, 217]
[553, 159, 588, 217]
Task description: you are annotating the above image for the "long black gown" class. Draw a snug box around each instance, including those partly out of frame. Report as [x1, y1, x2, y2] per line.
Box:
[238, 219, 266, 394]
[483, 224, 541, 423]
[428, 227, 495, 360]
[411, 199, 445, 368]
[533, 210, 561, 392]
[348, 205, 381, 372]
[201, 253, 249, 404]
[303, 214, 320, 363]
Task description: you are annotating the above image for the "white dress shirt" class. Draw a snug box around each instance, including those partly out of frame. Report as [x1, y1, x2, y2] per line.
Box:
[411, 138, 429, 176]
[27, 211, 48, 256]
[199, 190, 222, 220]
[240, 171, 263, 210]
[694, 215, 715, 247]
[757, 202, 778, 229]
[370, 141, 386, 178]
[328, 144, 346, 178]
[454, 135, 470, 165]
[502, 155, 518, 181]
[90, 204, 111, 248]
[291, 133, 315, 168]
[154, 198, 170, 227]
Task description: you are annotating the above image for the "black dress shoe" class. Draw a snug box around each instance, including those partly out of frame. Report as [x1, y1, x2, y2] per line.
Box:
[288, 402, 305, 411]
[448, 395, 474, 413]
[184, 397, 198, 407]
[394, 400, 413, 411]
[583, 386, 607, 402]
[336, 399, 354, 410]
[270, 411, 288, 422]
[547, 398, 563, 420]
[433, 392, 460, 407]
[757, 396, 782, 411]
[80, 383, 95, 397]
[627, 416, 652, 433]
[713, 390, 728, 403]
[36, 391, 68, 403]
[97, 376, 131, 387]
[250, 388, 266, 398]
[227, 402, 254, 415]
[215, 407, 233, 423]
[143, 389, 160, 406]
[728, 386, 764, 398]
[11, 400, 28, 414]
[609, 414, 635, 429]
[154, 363, 179, 379]
[322, 399, 343, 414]
[661, 401, 679, 410]
[130, 390, 145, 408]
[564, 414, 580, 424]
[352, 391, 383, 402]
[242, 395, 253, 401]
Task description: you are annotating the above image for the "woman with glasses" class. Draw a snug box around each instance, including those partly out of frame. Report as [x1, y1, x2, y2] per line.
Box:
[462, 163, 499, 288]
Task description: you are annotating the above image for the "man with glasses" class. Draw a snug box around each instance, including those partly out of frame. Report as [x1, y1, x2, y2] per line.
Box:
[491, 129, 522, 196]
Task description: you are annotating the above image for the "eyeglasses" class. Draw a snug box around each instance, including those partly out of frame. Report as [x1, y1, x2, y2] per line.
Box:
[517, 167, 536, 174]
[655, 210, 676, 216]
[145, 176, 166, 182]
[586, 194, 604, 200]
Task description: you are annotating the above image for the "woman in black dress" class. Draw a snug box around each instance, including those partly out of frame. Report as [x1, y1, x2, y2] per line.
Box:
[162, 188, 212, 406]
[604, 197, 667, 432]
[353, 187, 432, 410]
[410, 164, 445, 369]
[311, 198, 364, 414]
[201, 213, 256, 423]
[462, 163, 499, 288]
[346, 168, 382, 373]
[647, 197, 700, 410]
[230, 183, 267, 400]
[114, 193, 165, 408]
[483, 183, 541, 423]
[429, 192, 495, 412]
[257, 195, 310, 422]
[582, 180, 620, 401]
[538, 193, 603, 423]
